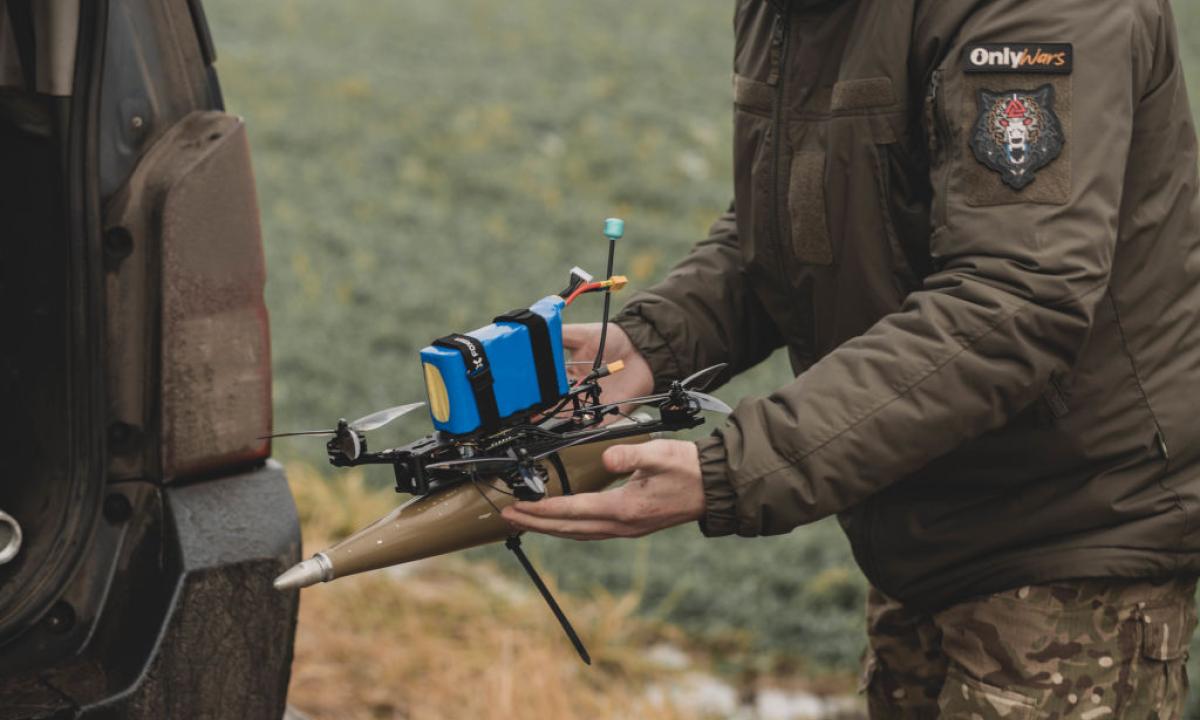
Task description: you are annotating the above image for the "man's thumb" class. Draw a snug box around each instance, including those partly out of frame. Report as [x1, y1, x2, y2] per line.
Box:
[602, 444, 642, 474]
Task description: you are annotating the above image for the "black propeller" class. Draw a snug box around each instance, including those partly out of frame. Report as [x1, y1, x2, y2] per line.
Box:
[679, 362, 727, 391]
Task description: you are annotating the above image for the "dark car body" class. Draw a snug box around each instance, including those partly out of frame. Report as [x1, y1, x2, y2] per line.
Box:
[0, 1, 300, 717]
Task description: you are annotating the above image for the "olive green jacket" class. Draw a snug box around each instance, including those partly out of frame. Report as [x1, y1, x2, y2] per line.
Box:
[614, 0, 1200, 609]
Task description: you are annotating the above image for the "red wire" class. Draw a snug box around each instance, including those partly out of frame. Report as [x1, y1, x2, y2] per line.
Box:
[564, 282, 603, 306]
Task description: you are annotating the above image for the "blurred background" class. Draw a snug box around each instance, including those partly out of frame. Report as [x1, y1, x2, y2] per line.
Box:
[202, 1, 1200, 718]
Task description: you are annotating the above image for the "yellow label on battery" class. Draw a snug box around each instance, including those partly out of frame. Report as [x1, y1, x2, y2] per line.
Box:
[423, 362, 451, 422]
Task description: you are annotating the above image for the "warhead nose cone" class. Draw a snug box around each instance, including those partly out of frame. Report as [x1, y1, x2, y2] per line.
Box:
[273, 553, 333, 590]
[276, 431, 653, 591]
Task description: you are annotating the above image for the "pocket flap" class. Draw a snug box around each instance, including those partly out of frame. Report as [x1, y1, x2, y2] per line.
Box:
[831, 77, 896, 112]
[1141, 602, 1194, 661]
[940, 669, 1037, 720]
[733, 73, 773, 114]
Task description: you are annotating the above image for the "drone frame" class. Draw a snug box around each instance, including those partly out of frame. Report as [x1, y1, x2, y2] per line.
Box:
[324, 371, 716, 499]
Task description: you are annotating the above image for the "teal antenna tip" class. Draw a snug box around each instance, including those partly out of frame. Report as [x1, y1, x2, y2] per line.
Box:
[603, 217, 624, 241]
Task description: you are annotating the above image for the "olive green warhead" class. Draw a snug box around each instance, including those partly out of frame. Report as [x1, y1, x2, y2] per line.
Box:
[274, 433, 651, 591]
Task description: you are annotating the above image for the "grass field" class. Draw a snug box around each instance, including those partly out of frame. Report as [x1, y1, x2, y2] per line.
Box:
[205, 0, 866, 675]
[202, 0, 1200, 713]
[285, 462, 708, 720]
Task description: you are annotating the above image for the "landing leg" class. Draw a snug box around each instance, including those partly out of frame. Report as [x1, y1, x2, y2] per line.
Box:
[504, 535, 591, 665]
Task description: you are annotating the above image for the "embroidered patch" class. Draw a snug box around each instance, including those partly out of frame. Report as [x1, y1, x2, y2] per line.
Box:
[964, 43, 1072, 74]
[969, 85, 1065, 190]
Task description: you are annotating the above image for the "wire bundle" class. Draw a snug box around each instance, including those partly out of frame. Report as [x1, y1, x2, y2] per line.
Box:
[561, 275, 628, 306]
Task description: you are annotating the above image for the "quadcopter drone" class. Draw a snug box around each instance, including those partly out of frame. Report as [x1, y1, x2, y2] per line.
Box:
[267, 217, 730, 503]
[266, 218, 731, 664]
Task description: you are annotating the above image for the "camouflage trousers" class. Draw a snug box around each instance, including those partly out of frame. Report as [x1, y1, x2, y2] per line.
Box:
[861, 577, 1198, 719]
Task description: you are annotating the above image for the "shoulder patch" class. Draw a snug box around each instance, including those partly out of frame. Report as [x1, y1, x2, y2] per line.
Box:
[969, 85, 1065, 190]
[964, 43, 1072, 75]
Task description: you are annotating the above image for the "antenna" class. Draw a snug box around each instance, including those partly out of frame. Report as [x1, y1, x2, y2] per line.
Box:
[592, 217, 623, 373]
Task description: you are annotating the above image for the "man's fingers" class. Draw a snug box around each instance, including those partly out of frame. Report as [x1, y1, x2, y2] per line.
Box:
[561, 323, 600, 352]
[502, 506, 628, 539]
[602, 440, 681, 476]
[562, 324, 600, 380]
[504, 490, 624, 520]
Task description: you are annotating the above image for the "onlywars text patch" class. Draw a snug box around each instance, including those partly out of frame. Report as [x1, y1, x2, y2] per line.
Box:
[964, 43, 1072, 75]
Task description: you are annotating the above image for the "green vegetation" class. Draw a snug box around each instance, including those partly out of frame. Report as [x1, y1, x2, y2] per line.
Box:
[285, 461, 710, 720]
[204, 0, 1200, 690]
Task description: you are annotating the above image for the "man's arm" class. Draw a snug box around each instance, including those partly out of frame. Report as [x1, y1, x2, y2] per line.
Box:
[698, 0, 1166, 535]
[613, 206, 783, 391]
[504, 0, 1171, 542]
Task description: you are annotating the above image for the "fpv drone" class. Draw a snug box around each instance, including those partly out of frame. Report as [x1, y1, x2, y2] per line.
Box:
[267, 218, 730, 663]
[268, 217, 730, 502]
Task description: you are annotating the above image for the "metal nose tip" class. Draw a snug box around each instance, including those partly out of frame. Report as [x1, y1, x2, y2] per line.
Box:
[0, 510, 21, 566]
[273, 555, 332, 591]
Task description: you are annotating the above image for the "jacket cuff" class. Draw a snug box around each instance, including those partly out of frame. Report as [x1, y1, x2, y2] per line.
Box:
[695, 434, 737, 537]
[613, 304, 685, 392]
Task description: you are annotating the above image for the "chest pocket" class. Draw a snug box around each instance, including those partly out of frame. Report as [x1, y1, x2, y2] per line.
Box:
[787, 149, 832, 265]
[786, 78, 920, 269]
[783, 77, 930, 349]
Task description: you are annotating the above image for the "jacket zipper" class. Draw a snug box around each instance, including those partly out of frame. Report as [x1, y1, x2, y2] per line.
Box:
[768, 8, 882, 589]
[924, 70, 942, 160]
[927, 69, 952, 229]
[769, 11, 792, 285]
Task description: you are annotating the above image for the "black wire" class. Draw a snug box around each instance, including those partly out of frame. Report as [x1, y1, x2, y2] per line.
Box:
[557, 276, 585, 299]
[486, 480, 515, 497]
[470, 474, 512, 515]
[533, 376, 593, 424]
[591, 238, 617, 373]
[536, 453, 571, 495]
[539, 393, 577, 422]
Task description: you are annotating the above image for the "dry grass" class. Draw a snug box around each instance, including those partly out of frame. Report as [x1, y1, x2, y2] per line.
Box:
[284, 462, 695, 720]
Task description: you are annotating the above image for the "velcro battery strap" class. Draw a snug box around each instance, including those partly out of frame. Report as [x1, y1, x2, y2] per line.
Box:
[494, 308, 560, 405]
[433, 333, 501, 432]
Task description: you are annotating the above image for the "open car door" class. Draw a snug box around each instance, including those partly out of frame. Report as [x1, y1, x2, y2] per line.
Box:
[0, 2, 299, 717]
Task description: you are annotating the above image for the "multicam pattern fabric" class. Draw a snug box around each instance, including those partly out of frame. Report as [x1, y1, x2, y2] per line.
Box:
[862, 586, 947, 719]
[862, 578, 1198, 719]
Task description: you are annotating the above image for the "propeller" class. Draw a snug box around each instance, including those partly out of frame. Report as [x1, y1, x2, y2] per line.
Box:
[333, 426, 362, 461]
[582, 364, 731, 416]
[261, 402, 425, 440]
[263, 429, 342, 438]
[348, 402, 426, 432]
[685, 390, 733, 414]
[680, 363, 728, 392]
[590, 387, 733, 416]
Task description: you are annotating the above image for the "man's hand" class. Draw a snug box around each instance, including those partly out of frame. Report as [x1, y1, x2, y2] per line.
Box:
[500, 439, 704, 540]
[562, 323, 654, 406]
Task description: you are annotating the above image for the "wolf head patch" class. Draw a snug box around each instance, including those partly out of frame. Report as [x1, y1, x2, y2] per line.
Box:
[970, 85, 1065, 190]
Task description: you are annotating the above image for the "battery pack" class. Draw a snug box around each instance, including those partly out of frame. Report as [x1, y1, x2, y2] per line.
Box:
[420, 296, 568, 436]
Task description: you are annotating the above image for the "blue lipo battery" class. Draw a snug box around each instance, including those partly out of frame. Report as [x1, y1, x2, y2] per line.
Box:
[420, 295, 569, 436]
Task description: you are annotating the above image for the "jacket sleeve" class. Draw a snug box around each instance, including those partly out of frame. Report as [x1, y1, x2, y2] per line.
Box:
[698, 0, 1167, 536]
[613, 205, 783, 392]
